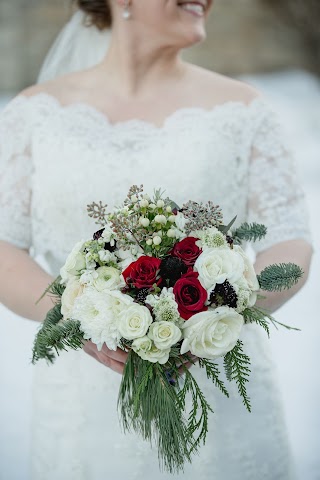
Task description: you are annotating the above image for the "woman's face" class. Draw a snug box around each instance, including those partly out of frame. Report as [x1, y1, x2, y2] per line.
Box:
[123, 0, 213, 48]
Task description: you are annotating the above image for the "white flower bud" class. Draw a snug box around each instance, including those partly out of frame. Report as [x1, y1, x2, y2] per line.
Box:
[146, 239, 153, 246]
[139, 217, 150, 227]
[153, 236, 162, 245]
[168, 215, 176, 223]
[166, 206, 172, 213]
[154, 214, 167, 224]
[167, 229, 176, 238]
[157, 200, 165, 208]
[134, 203, 140, 211]
[140, 199, 149, 208]
[131, 194, 138, 203]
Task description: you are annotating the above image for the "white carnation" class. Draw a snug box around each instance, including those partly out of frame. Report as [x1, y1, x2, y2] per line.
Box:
[194, 247, 245, 292]
[61, 277, 84, 320]
[118, 303, 153, 340]
[73, 288, 133, 350]
[180, 306, 244, 359]
[92, 266, 123, 292]
[148, 321, 182, 350]
[60, 240, 86, 283]
[132, 337, 170, 364]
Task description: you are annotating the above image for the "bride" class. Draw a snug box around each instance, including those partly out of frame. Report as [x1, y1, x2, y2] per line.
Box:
[0, 0, 313, 478]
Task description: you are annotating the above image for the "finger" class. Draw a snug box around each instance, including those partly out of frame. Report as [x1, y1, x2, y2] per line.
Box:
[97, 354, 124, 375]
[100, 344, 128, 363]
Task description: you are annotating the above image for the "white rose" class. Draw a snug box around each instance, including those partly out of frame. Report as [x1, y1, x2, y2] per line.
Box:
[118, 304, 153, 340]
[132, 337, 170, 364]
[60, 240, 86, 282]
[180, 306, 244, 359]
[148, 321, 182, 350]
[194, 247, 245, 291]
[233, 246, 260, 292]
[61, 277, 84, 320]
[92, 266, 123, 291]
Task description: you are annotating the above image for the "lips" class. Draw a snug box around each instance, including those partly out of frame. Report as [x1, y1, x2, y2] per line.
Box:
[177, 1, 209, 17]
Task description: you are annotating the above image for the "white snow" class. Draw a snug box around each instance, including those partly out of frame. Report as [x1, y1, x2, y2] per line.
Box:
[0, 69, 319, 479]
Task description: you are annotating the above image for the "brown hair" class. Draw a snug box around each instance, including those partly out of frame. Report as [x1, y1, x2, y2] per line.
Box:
[76, 0, 112, 30]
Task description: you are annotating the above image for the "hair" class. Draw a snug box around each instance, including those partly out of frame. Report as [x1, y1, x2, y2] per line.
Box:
[76, 0, 112, 30]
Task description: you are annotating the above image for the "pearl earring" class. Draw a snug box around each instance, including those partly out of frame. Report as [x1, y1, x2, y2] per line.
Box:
[122, 1, 131, 20]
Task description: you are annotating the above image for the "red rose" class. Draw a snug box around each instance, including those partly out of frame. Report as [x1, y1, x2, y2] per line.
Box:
[122, 256, 162, 289]
[171, 237, 202, 267]
[173, 271, 207, 320]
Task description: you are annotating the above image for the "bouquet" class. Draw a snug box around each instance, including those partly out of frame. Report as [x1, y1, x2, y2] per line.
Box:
[32, 185, 302, 473]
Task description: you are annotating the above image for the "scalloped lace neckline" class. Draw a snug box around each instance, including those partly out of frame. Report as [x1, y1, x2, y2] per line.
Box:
[20, 91, 264, 131]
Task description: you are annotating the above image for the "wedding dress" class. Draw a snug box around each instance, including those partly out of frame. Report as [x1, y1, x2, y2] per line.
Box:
[0, 91, 310, 480]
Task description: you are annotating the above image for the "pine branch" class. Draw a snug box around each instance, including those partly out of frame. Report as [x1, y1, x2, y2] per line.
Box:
[258, 262, 303, 291]
[198, 359, 229, 398]
[35, 276, 63, 305]
[32, 304, 84, 364]
[224, 341, 251, 412]
[232, 222, 267, 244]
[118, 352, 193, 474]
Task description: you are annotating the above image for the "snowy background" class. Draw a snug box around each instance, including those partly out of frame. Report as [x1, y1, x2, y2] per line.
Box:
[0, 69, 319, 480]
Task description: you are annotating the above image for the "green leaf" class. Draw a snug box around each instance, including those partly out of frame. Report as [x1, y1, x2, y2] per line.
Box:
[224, 341, 251, 412]
[218, 215, 237, 234]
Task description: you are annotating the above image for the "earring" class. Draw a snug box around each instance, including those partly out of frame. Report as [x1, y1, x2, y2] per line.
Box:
[122, 0, 131, 20]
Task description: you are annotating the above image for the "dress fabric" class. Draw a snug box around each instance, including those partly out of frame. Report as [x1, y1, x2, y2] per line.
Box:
[0, 93, 310, 480]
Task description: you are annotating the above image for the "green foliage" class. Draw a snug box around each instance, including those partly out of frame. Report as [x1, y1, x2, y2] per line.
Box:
[32, 303, 84, 364]
[232, 222, 267, 243]
[224, 341, 251, 412]
[118, 351, 193, 474]
[258, 262, 303, 291]
[242, 306, 271, 337]
[35, 276, 64, 305]
[198, 359, 229, 398]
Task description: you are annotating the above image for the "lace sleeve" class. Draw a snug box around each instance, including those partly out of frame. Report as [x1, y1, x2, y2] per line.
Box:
[247, 100, 311, 253]
[0, 96, 33, 250]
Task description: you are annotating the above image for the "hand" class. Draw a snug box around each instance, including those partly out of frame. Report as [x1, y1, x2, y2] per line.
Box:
[83, 340, 198, 376]
[83, 340, 128, 374]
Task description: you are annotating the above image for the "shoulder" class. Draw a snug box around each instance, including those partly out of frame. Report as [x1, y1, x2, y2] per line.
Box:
[185, 64, 261, 106]
[19, 69, 93, 105]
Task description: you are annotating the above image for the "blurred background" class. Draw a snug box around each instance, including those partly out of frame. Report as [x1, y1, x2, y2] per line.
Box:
[0, 0, 319, 479]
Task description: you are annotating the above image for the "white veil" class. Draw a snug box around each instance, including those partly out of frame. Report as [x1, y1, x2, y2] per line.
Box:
[37, 10, 111, 83]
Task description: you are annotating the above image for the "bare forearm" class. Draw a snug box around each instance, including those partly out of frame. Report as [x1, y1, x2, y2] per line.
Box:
[254, 239, 313, 313]
[0, 241, 55, 322]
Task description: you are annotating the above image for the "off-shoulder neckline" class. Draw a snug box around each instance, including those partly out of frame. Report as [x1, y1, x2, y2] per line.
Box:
[16, 91, 265, 131]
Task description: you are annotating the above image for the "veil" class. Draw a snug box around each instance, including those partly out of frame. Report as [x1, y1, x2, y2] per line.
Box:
[37, 10, 111, 83]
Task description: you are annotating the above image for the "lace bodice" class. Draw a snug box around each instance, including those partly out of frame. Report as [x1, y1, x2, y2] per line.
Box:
[0, 92, 309, 480]
[0, 92, 309, 275]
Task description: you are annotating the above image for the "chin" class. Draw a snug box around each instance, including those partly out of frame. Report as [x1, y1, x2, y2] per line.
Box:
[177, 27, 207, 48]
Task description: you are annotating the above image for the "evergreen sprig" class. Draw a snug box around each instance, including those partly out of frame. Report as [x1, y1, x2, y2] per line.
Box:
[32, 305, 84, 364]
[242, 306, 271, 337]
[224, 341, 251, 412]
[232, 222, 267, 244]
[258, 263, 303, 291]
[118, 351, 193, 474]
[198, 359, 229, 398]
